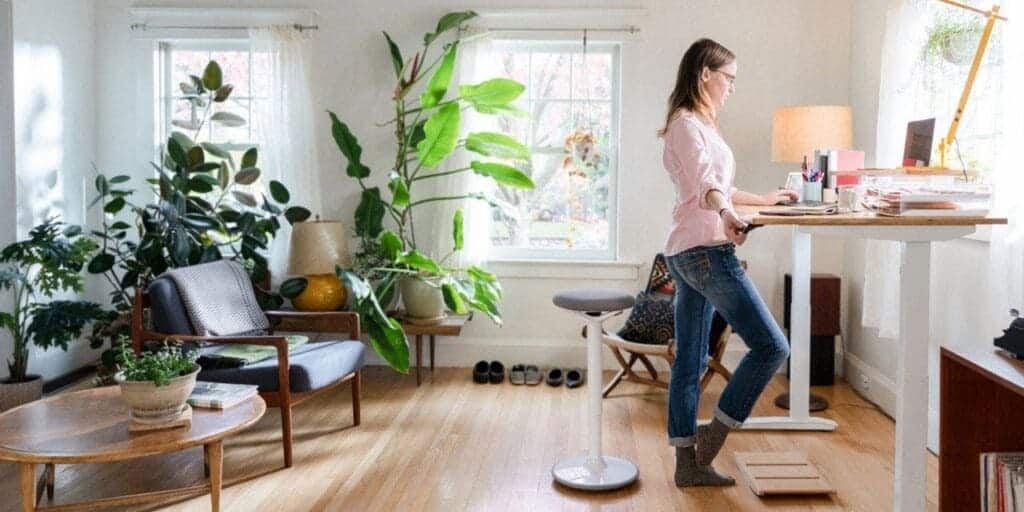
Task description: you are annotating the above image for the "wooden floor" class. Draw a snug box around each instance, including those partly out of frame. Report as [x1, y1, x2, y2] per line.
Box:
[0, 368, 938, 511]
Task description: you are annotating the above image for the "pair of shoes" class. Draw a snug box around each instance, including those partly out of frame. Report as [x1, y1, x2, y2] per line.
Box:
[510, 364, 543, 385]
[473, 361, 504, 384]
[546, 368, 585, 388]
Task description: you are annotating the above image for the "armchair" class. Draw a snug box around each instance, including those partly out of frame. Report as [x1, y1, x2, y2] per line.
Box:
[131, 274, 365, 468]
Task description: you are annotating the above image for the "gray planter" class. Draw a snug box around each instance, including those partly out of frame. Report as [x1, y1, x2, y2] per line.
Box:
[400, 276, 447, 323]
[0, 375, 44, 412]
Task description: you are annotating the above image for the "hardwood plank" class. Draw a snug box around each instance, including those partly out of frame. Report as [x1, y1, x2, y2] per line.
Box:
[0, 368, 940, 511]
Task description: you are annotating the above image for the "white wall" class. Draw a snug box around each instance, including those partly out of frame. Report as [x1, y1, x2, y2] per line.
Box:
[0, 0, 16, 381]
[92, 0, 854, 369]
[8, 0, 99, 380]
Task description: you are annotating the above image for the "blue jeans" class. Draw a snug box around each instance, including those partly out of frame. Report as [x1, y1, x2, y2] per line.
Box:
[665, 244, 790, 447]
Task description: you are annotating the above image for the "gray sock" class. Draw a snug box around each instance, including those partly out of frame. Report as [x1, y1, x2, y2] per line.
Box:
[696, 417, 731, 466]
[674, 446, 735, 487]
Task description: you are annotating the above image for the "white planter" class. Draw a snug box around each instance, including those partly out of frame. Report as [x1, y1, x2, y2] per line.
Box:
[0, 375, 44, 412]
[400, 276, 447, 323]
[118, 368, 199, 425]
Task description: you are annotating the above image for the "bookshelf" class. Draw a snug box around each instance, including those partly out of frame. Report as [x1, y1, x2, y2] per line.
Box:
[940, 345, 1024, 511]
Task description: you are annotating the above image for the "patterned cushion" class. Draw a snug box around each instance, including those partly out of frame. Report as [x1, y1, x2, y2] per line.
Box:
[617, 292, 674, 345]
[647, 253, 676, 297]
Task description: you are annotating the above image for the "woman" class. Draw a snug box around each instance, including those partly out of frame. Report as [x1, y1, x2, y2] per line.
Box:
[660, 38, 797, 487]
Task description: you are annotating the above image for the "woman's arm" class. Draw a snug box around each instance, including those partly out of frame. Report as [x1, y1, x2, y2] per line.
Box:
[705, 190, 748, 245]
[732, 188, 799, 206]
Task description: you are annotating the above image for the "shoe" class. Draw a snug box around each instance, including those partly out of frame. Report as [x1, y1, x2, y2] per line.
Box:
[546, 368, 564, 387]
[510, 364, 526, 385]
[524, 365, 542, 386]
[566, 368, 584, 388]
[489, 361, 505, 384]
[473, 361, 489, 384]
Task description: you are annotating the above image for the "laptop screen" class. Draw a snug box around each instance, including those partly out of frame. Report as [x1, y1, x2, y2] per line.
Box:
[903, 118, 935, 167]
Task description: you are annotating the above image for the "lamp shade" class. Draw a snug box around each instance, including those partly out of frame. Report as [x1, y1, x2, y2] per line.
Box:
[771, 106, 853, 163]
[287, 220, 350, 276]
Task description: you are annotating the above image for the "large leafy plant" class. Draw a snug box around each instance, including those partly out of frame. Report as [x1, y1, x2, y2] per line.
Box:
[0, 219, 110, 383]
[329, 11, 534, 372]
[88, 60, 312, 375]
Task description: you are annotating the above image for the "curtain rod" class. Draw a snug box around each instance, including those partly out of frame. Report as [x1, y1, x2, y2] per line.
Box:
[130, 23, 318, 32]
[483, 26, 640, 34]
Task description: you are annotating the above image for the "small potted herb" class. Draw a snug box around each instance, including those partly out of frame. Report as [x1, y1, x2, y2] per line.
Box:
[115, 341, 200, 426]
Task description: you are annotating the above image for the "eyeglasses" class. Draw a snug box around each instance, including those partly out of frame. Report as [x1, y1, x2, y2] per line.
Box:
[715, 70, 736, 85]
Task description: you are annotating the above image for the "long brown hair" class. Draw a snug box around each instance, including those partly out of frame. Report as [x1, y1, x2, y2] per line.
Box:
[658, 38, 735, 137]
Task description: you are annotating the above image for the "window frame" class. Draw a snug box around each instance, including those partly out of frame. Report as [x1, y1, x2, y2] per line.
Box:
[486, 38, 622, 262]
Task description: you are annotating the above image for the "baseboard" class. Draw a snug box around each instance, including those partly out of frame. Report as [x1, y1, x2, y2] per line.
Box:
[42, 364, 97, 393]
[843, 351, 897, 418]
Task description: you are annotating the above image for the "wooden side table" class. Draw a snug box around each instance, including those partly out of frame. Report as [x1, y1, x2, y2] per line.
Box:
[401, 314, 471, 385]
[0, 386, 265, 512]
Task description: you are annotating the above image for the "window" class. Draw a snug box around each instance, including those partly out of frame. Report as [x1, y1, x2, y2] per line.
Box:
[907, 0, 1004, 174]
[157, 40, 268, 165]
[487, 40, 620, 260]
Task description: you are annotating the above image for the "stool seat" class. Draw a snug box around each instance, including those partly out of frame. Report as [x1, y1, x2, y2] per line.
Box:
[552, 289, 634, 313]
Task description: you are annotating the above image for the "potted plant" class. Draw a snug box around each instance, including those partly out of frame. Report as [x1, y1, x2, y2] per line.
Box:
[115, 341, 199, 427]
[0, 219, 109, 410]
[329, 11, 534, 366]
[87, 60, 312, 382]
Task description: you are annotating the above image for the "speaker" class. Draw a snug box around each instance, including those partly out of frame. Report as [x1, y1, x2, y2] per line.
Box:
[783, 274, 840, 386]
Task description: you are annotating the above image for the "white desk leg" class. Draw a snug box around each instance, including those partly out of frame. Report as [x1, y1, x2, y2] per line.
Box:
[893, 241, 930, 512]
[738, 228, 836, 431]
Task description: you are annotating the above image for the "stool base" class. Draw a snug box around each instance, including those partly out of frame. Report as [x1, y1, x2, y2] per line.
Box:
[552, 455, 638, 491]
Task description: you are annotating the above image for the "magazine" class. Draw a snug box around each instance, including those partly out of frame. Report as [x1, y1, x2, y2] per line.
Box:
[188, 381, 259, 409]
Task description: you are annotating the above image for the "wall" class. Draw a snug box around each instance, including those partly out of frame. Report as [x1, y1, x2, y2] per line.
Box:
[92, 0, 854, 370]
[0, 1, 15, 381]
[2, 0, 99, 381]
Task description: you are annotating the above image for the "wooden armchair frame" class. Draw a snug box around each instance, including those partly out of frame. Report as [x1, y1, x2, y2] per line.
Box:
[131, 290, 362, 468]
[601, 325, 733, 397]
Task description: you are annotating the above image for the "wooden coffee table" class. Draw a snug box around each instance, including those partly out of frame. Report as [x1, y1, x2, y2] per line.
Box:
[0, 386, 265, 512]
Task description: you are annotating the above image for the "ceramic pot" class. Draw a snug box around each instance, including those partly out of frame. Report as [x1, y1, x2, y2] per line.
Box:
[118, 367, 199, 425]
[0, 375, 44, 412]
[400, 276, 447, 323]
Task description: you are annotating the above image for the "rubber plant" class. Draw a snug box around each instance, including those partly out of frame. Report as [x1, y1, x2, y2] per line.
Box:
[329, 11, 534, 373]
[0, 219, 110, 383]
[87, 60, 313, 379]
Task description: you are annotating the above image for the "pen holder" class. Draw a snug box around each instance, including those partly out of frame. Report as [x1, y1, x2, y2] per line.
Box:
[803, 180, 823, 203]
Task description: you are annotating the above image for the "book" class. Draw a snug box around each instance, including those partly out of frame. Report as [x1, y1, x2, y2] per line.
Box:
[188, 381, 259, 409]
[982, 453, 1024, 512]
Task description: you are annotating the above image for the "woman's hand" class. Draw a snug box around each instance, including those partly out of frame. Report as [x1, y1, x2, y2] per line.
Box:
[761, 189, 800, 206]
[720, 209, 748, 245]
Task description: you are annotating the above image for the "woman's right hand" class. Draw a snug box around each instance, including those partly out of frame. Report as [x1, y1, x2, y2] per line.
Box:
[721, 209, 748, 245]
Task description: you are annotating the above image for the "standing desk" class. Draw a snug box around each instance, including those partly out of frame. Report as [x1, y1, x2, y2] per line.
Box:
[736, 206, 1006, 512]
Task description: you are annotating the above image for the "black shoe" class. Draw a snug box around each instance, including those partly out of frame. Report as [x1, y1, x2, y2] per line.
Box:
[489, 361, 505, 384]
[546, 368, 564, 387]
[566, 368, 584, 388]
[473, 361, 490, 384]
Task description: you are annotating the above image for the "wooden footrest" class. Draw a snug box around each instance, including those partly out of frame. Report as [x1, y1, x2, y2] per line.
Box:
[734, 451, 835, 496]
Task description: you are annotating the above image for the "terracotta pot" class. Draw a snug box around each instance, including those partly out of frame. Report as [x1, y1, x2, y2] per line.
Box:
[0, 375, 44, 412]
[400, 276, 447, 323]
[118, 368, 199, 425]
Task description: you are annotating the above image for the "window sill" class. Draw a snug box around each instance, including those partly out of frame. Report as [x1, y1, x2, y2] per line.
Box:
[485, 259, 642, 281]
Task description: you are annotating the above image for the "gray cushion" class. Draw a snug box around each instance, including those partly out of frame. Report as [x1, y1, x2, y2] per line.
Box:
[198, 340, 365, 392]
[553, 289, 635, 312]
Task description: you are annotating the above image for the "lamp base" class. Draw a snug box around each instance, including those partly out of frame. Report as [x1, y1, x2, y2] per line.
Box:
[774, 392, 829, 412]
[292, 274, 347, 311]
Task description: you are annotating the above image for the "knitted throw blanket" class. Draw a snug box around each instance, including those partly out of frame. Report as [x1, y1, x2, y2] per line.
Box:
[165, 260, 269, 337]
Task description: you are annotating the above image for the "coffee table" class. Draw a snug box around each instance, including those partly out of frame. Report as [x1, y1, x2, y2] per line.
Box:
[0, 386, 265, 512]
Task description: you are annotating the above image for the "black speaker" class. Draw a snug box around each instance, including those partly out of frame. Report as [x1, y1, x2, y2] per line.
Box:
[784, 335, 835, 386]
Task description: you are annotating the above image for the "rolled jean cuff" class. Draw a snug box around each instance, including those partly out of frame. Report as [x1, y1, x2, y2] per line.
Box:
[714, 407, 744, 429]
[668, 436, 696, 447]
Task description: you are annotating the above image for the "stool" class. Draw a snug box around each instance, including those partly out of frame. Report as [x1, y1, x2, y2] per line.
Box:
[551, 289, 639, 491]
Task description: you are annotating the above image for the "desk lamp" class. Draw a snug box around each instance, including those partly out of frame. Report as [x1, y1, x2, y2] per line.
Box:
[288, 218, 351, 311]
[771, 105, 853, 186]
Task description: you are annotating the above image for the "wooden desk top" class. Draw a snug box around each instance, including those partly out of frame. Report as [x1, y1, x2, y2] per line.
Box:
[737, 205, 1007, 227]
[400, 314, 472, 336]
[941, 345, 1024, 399]
[0, 386, 266, 464]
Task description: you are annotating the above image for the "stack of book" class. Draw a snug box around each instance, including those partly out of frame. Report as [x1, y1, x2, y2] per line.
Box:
[188, 381, 259, 410]
[982, 452, 1024, 512]
[863, 183, 991, 217]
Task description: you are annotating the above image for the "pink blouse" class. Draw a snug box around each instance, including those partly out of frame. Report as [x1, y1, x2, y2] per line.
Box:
[662, 111, 737, 256]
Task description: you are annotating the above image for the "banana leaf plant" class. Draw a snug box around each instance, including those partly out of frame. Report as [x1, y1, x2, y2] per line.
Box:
[329, 11, 535, 373]
[87, 60, 312, 377]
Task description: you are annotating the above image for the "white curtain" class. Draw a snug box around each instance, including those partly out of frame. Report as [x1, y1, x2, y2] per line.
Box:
[986, 1, 1024, 333]
[863, 0, 931, 340]
[421, 29, 495, 268]
[248, 26, 323, 286]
